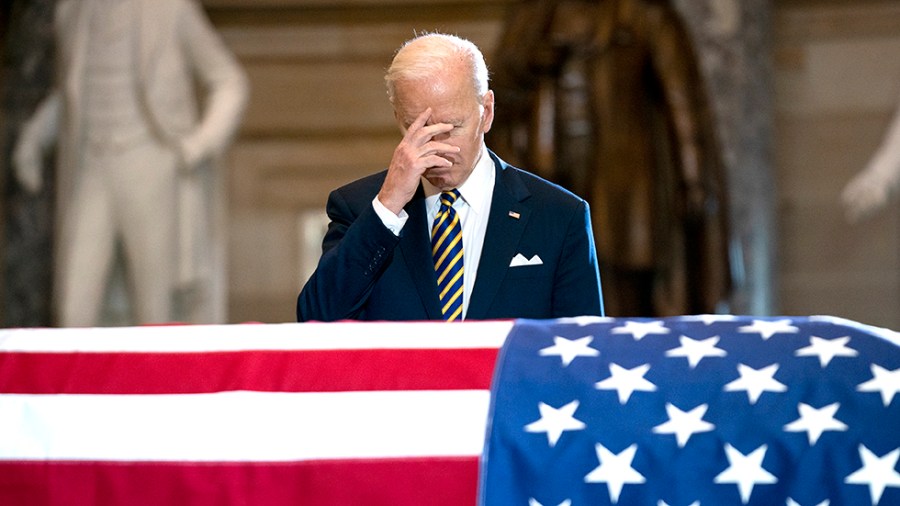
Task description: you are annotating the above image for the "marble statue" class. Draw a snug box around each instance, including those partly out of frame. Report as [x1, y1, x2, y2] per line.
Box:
[842, 96, 900, 222]
[13, 0, 248, 326]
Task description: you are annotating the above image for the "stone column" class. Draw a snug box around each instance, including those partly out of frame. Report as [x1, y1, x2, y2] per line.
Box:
[672, 0, 776, 314]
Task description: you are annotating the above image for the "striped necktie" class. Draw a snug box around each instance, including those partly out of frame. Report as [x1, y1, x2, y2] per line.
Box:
[432, 189, 464, 321]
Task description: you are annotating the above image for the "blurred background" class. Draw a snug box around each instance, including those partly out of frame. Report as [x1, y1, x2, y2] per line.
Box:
[1, 0, 897, 329]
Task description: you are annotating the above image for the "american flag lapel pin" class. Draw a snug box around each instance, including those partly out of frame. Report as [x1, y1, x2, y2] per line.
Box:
[508, 211, 520, 219]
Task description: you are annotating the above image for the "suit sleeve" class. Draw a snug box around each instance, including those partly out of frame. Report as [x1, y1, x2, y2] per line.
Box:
[296, 190, 401, 321]
[552, 199, 605, 317]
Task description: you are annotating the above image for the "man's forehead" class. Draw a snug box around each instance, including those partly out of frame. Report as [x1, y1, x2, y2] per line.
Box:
[397, 107, 466, 126]
[394, 95, 478, 126]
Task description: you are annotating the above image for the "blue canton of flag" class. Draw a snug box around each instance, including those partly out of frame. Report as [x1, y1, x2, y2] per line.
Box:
[479, 315, 900, 506]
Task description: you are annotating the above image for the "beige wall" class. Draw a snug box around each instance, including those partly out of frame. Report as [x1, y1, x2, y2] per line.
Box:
[207, 0, 899, 329]
[774, 0, 900, 329]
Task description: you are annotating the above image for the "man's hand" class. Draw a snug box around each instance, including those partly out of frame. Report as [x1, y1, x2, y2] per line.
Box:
[378, 107, 460, 214]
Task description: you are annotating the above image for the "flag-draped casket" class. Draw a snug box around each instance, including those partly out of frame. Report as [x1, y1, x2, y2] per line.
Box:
[1, 316, 898, 505]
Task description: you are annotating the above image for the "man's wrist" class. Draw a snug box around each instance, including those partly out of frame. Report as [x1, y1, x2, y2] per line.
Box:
[372, 196, 409, 236]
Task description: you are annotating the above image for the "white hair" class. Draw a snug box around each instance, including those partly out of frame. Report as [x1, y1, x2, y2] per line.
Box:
[385, 33, 490, 105]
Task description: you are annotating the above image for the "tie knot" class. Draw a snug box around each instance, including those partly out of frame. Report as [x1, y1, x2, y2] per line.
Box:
[440, 189, 461, 208]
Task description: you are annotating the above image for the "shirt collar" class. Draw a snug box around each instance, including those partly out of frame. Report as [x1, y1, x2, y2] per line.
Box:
[423, 144, 494, 215]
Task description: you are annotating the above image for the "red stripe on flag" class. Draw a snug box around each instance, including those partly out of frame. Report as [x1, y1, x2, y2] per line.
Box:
[0, 348, 499, 394]
[0, 457, 479, 506]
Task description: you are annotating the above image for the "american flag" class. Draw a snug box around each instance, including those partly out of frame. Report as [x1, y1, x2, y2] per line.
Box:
[0, 321, 509, 506]
[479, 315, 900, 506]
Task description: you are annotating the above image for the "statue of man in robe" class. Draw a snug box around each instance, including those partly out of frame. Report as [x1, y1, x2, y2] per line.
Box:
[491, 0, 732, 316]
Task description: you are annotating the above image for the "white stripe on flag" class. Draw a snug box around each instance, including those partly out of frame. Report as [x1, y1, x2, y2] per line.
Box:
[0, 390, 490, 461]
[0, 321, 513, 352]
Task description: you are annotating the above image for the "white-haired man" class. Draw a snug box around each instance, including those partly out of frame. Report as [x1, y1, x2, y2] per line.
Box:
[297, 33, 604, 322]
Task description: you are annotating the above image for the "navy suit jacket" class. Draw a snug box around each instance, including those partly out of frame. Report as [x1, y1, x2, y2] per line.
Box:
[296, 151, 604, 321]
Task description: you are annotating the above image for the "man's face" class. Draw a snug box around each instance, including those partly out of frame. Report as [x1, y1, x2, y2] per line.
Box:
[393, 71, 494, 191]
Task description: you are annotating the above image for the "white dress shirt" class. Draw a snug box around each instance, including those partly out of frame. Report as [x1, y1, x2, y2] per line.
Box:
[373, 144, 495, 319]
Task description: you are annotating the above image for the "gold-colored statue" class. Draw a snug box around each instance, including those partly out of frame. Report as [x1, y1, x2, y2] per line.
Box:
[491, 0, 732, 316]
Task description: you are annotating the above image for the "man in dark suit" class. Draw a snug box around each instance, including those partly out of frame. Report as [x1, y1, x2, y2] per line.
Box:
[296, 33, 603, 322]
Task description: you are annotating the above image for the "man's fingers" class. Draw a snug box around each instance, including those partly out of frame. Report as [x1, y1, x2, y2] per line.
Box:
[420, 140, 460, 158]
[421, 154, 453, 168]
[405, 107, 433, 137]
[419, 121, 455, 138]
[403, 108, 456, 145]
[395, 108, 458, 173]
[407, 122, 454, 147]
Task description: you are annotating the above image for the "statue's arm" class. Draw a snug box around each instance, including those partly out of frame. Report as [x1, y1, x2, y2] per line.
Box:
[842, 97, 900, 222]
[13, 92, 62, 193]
[175, 0, 249, 168]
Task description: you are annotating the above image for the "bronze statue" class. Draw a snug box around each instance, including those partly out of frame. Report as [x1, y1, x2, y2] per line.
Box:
[491, 0, 732, 316]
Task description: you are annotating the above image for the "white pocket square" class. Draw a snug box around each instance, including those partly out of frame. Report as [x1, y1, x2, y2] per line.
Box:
[510, 253, 543, 267]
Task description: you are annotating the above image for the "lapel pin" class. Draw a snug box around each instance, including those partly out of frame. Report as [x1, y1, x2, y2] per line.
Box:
[508, 211, 520, 219]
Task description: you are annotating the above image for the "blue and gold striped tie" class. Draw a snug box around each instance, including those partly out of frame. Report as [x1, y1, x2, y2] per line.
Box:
[432, 190, 464, 321]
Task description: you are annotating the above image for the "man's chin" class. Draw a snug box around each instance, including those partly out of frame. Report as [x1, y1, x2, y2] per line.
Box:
[423, 170, 457, 190]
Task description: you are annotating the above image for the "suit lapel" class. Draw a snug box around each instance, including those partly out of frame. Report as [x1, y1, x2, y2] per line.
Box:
[467, 153, 531, 320]
[399, 188, 444, 319]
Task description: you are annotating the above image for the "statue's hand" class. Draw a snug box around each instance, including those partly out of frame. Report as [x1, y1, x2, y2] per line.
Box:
[12, 137, 44, 193]
[841, 170, 890, 223]
[175, 137, 205, 173]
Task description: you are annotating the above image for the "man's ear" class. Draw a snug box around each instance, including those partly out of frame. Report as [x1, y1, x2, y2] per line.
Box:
[481, 90, 495, 133]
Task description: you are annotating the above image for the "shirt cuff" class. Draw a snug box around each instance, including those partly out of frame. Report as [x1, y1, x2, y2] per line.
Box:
[372, 196, 409, 236]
